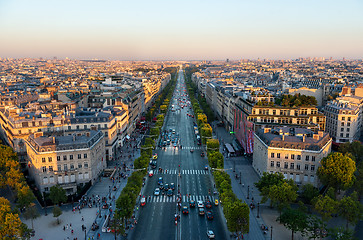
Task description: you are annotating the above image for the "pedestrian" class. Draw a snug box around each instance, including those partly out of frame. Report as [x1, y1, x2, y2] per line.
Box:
[82, 216, 84, 221]
[70, 223, 72, 228]
[63, 226, 66, 231]
[66, 224, 68, 229]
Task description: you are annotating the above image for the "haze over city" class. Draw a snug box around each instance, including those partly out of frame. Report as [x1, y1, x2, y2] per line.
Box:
[1, 0, 362, 60]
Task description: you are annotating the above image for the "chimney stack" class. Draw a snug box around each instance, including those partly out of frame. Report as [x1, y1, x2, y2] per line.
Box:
[302, 135, 306, 142]
[52, 137, 56, 143]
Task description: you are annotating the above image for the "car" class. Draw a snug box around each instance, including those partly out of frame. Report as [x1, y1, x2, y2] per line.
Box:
[163, 141, 167, 146]
[205, 200, 212, 209]
[215, 199, 219, 206]
[182, 206, 189, 214]
[149, 170, 154, 177]
[198, 207, 205, 215]
[159, 182, 164, 190]
[152, 154, 158, 159]
[197, 201, 204, 208]
[164, 184, 169, 190]
[201, 152, 205, 157]
[189, 200, 196, 207]
[207, 230, 215, 239]
[206, 211, 213, 220]
[151, 161, 157, 169]
[158, 177, 163, 185]
[167, 189, 173, 196]
[204, 165, 208, 170]
[154, 188, 160, 196]
[140, 196, 146, 207]
[170, 183, 175, 190]
[173, 142, 177, 147]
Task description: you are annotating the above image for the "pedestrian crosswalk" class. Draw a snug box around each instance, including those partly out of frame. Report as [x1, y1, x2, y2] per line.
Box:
[145, 195, 216, 203]
[155, 146, 203, 150]
[156, 169, 209, 175]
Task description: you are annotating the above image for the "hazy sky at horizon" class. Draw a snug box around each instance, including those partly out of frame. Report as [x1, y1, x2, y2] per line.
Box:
[0, 0, 362, 60]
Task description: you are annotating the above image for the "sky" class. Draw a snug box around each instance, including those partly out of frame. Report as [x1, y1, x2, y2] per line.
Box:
[0, 0, 362, 60]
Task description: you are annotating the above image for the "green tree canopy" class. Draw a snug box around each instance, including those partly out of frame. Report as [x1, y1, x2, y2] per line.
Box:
[300, 183, 319, 205]
[277, 208, 308, 240]
[313, 194, 338, 222]
[317, 152, 356, 191]
[225, 201, 249, 238]
[52, 206, 62, 225]
[338, 141, 363, 163]
[338, 192, 363, 230]
[0, 197, 25, 239]
[49, 185, 67, 206]
[268, 182, 298, 215]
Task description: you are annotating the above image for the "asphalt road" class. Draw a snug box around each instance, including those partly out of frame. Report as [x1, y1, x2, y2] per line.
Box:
[131, 70, 229, 240]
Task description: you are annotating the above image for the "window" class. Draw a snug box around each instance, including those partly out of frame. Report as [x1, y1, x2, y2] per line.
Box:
[290, 163, 294, 169]
[311, 165, 315, 171]
[341, 128, 344, 132]
[49, 166, 53, 172]
[276, 162, 280, 168]
[63, 155, 67, 161]
[42, 166, 47, 172]
[312, 156, 315, 162]
[284, 162, 288, 169]
[342, 117, 345, 121]
[271, 153, 275, 158]
[64, 164, 68, 171]
[57, 156, 60, 161]
[341, 122, 344, 126]
[70, 164, 74, 170]
[78, 154, 82, 159]
[84, 154, 88, 159]
[305, 164, 309, 170]
[347, 128, 350, 132]
[57, 165, 61, 171]
[277, 153, 280, 159]
[348, 117, 351, 121]
[296, 164, 300, 170]
[78, 163, 82, 169]
[346, 133, 349, 138]
[70, 155, 73, 160]
[270, 161, 274, 167]
[104, 124, 107, 128]
[76, 125, 80, 130]
[347, 122, 350, 127]
[84, 125, 87, 129]
[84, 162, 88, 168]
[297, 155, 301, 160]
[291, 154, 295, 160]
[42, 157, 46, 163]
[340, 133, 344, 137]
[68, 126, 71, 130]
[305, 155, 309, 161]
[285, 154, 289, 159]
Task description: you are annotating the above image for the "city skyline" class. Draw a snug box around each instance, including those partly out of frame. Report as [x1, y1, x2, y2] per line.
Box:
[1, 0, 363, 60]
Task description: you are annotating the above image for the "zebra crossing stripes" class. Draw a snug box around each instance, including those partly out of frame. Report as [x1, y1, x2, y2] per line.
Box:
[146, 195, 215, 203]
[155, 146, 202, 150]
[156, 169, 209, 175]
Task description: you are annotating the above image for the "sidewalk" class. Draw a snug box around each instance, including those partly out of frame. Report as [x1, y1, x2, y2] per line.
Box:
[212, 121, 294, 240]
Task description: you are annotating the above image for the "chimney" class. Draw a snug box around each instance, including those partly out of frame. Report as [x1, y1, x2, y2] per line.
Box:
[52, 136, 56, 143]
[318, 131, 324, 137]
[73, 135, 76, 141]
[282, 135, 285, 141]
[264, 128, 271, 133]
[313, 134, 319, 140]
[302, 135, 306, 142]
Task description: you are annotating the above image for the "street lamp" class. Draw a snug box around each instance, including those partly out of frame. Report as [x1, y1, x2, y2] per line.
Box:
[84, 226, 87, 240]
[247, 185, 250, 199]
[233, 160, 235, 172]
[239, 172, 241, 184]
[257, 202, 260, 218]
[270, 226, 273, 240]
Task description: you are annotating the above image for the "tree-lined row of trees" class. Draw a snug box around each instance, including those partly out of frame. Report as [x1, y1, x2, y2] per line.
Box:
[113, 67, 178, 238]
[185, 68, 249, 238]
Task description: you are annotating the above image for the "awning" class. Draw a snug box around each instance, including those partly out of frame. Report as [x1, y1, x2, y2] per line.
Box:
[232, 139, 243, 152]
[225, 143, 235, 153]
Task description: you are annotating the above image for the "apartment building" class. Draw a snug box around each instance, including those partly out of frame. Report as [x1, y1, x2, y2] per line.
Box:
[253, 127, 332, 187]
[26, 130, 105, 194]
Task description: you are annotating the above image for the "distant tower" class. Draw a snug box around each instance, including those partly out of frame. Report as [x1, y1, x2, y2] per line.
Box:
[226, 58, 229, 63]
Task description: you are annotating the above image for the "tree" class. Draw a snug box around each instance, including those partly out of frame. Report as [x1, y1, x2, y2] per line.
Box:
[313, 195, 338, 222]
[317, 152, 356, 192]
[0, 197, 24, 239]
[255, 172, 285, 206]
[49, 185, 67, 206]
[338, 141, 363, 163]
[206, 139, 219, 153]
[226, 201, 249, 239]
[328, 226, 355, 240]
[52, 206, 62, 225]
[17, 185, 35, 210]
[110, 211, 125, 240]
[338, 192, 363, 231]
[305, 215, 327, 240]
[301, 184, 319, 205]
[277, 208, 308, 240]
[353, 162, 363, 196]
[268, 182, 298, 215]
[23, 203, 40, 229]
